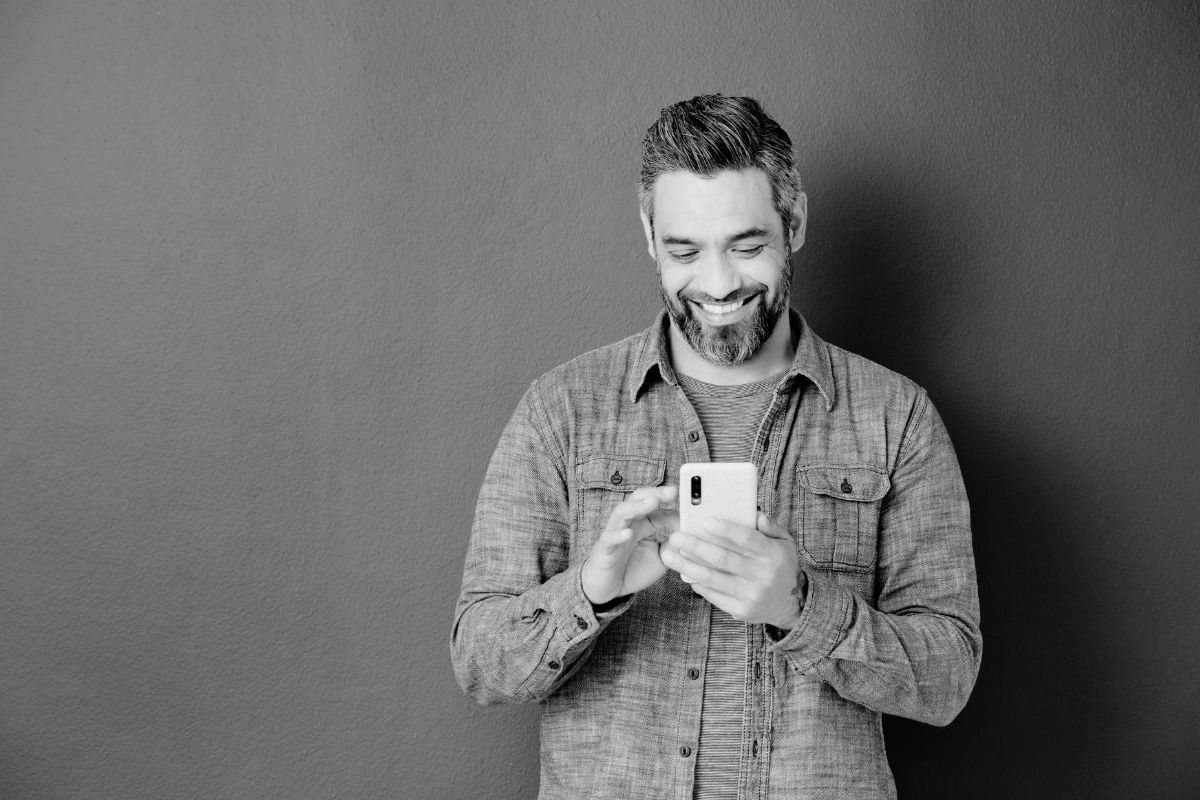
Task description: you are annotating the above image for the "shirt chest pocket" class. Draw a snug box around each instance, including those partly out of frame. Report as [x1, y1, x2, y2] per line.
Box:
[795, 465, 890, 573]
[573, 454, 667, 553]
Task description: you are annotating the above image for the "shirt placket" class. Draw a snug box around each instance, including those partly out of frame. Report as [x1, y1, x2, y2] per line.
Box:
[672, 383, 714, 800]
[746, 384, 793, 799]
[742, 626, 771, 799]
[668, 374, 795, 800]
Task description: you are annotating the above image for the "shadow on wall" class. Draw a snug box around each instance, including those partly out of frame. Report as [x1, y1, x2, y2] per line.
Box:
[797, 158, 1114, 797]
[889, 426, 1123, 797]
[796, 155, 972, 376]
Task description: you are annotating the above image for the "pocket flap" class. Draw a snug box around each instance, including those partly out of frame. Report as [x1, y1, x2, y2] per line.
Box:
[577, 454, 666, 491]
[797, 465, 889, 502]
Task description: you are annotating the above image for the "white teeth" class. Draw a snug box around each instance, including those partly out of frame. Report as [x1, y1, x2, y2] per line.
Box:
[699, 299, 745, 315]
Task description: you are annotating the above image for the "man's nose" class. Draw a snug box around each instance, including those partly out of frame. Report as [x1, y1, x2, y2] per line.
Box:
[694, 253, 741, 300]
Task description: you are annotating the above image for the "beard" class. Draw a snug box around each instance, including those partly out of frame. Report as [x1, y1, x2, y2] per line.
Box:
[658, 258, 792, 367]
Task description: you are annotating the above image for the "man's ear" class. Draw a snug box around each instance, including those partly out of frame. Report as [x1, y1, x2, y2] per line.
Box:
[639, 207, 656, 260]
[787, 192, 808, 250]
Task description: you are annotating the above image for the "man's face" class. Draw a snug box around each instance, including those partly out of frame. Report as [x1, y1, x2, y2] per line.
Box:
[643, 168, 801, 366]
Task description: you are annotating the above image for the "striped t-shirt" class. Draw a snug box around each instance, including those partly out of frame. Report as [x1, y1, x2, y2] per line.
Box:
[676, 368, 787, 800]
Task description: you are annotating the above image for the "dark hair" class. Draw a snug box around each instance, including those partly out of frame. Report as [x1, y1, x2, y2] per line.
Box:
[639, 94, 802, 231]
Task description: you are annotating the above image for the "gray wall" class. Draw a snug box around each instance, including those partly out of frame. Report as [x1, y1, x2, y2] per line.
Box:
[2, 1, 1198, 798]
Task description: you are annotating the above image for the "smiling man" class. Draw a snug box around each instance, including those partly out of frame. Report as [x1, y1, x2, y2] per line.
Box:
[452, 95, 981, 800]
[650, 167, 798, 381]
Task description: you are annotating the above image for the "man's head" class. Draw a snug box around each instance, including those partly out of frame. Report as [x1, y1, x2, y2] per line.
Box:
[639, 95, 803, 236]
[639, 95, 806, 367]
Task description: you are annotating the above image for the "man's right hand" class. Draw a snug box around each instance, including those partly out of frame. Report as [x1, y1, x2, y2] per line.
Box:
[581, 485, 679, 606]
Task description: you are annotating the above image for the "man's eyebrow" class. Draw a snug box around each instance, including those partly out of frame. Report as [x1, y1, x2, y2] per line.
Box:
[730, 226, 770, 241]
[660, 227, 771, 247]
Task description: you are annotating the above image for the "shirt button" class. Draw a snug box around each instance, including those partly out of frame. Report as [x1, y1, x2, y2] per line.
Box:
[687, 431, 700, 443]
[610, 470, 623, 486]
[687, 668, 700, 680]
[547, 660, 561, 670]
[679, 745, 692, 758]
[841, 479, 853, 494]
[575, 615, 589, 630]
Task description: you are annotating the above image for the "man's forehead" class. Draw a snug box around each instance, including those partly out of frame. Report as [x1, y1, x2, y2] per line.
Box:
[650, 168, 777, 236]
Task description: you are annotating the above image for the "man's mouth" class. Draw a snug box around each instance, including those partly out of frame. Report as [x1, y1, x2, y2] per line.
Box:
[698, 299, 746, 315]
[689, 293, 758, 321]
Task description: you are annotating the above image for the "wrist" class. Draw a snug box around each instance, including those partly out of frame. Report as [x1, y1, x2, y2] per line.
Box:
[773, 570, 808, 630]
[580, 558, 617, 606]
[773, 604, 801, 631]
[581, 570, 608, 606]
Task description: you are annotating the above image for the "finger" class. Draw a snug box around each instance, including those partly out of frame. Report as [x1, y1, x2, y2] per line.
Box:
[592, 526, 635, 560]
[670, 555, 739, 596]
[665, 532, 746, 574]
[683, 517, 760, 554]
[628, 485, 679, 503]
[607, 494, 662, 530]
[645, 508, 679, 530]
[756, 512, 794, 541]
[634, 507, 678, 545]
[608, 485, 681, 530]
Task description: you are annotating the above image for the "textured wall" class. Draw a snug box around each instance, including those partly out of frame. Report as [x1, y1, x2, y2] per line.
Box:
[2, 1, 1198, 798]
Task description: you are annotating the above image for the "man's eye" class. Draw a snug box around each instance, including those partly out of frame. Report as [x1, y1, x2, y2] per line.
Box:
[733, 245, 766, 258]
[669, 251, 699, 263]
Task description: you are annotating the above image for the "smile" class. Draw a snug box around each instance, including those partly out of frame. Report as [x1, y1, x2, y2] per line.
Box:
[690, 294, 758, 322]
[699, 299, 746, 315]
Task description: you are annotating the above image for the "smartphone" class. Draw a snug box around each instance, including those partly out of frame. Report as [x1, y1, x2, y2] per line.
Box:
[679, 462, 757, 534]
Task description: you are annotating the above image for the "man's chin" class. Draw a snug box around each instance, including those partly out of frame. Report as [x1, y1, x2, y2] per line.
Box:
[683, 319, 760, 365]
[672, 299, 786, 367]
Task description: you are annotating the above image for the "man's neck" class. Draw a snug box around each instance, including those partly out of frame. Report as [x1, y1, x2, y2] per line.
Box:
[668, 314, 795, 386]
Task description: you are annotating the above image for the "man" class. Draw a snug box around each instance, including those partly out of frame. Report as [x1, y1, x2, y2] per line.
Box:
[452, 94, 981, 799]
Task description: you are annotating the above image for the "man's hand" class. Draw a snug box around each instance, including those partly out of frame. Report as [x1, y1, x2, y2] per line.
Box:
[581, 486, 680, 606]
[661, 512, 806, 629]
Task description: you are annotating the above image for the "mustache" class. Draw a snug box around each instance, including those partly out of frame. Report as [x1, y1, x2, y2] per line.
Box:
[677, 286, 765, 305]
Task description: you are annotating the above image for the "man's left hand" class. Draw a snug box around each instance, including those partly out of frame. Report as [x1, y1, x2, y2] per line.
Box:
[661, 512, 806, 630]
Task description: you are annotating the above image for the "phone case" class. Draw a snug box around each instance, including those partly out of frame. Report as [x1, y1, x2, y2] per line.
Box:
[679, 462, 757, 533]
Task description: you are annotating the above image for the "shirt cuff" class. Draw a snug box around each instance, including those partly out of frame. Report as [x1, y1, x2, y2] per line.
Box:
[512, 564, 620, 696]
[545, 564, 629, 648]
[765, 569, 853, 673]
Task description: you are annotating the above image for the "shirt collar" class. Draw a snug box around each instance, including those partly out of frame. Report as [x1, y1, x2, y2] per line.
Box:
[628, 308, 836, 410]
